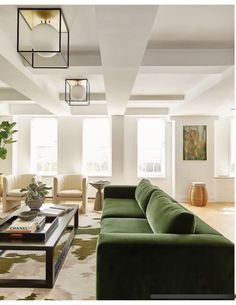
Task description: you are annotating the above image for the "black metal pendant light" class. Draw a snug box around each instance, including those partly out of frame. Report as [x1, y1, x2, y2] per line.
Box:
[17, 8, 69, 68]
[65, 79, 90, 106]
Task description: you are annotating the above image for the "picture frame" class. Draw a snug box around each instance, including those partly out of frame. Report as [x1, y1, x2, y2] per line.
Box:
[183, 125, 207, 160]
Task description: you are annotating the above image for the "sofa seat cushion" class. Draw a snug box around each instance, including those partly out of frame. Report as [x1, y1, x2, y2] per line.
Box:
[101, 218, 153, 234]
[102, 198, 145, 219]
[146, 191, 196, 234]
[135, 179, 157, 213]
[7, 189, 26, 197]
[57, 190, 82, 197]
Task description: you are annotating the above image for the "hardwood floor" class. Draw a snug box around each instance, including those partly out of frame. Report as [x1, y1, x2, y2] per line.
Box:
[181, 202, 234, 242]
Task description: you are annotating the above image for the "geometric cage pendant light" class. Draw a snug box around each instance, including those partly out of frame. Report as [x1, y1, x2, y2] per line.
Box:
[65, 79, 90, 106]
[17, 8, 69, 68]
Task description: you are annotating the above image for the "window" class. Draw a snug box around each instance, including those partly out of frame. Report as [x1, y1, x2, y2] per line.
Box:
[230, 118, 235, 176]
[31, 118, 57, 175]
[138, 118, 165, 177]
[83, 118, 111, 176]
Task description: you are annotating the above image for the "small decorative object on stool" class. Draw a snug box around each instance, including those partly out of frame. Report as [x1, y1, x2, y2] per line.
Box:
[190, 182, 208, 206]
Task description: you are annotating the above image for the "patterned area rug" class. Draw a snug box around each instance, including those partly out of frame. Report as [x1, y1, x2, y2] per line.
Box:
[0, 203, 101, 300]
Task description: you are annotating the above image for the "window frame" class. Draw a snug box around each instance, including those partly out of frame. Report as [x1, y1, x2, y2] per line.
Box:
[137, 117, 166, 178]
[31, 117, 58, 176]
[82, 117, 112, 177]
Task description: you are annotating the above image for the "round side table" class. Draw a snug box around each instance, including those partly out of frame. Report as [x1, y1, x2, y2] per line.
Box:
[190, 182, 208, 206]
[89, 180, 110, 211]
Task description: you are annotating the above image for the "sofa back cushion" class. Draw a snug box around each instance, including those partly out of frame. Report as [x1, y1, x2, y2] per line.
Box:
[146, 191, 196, 234]
[135, 179, 157, 213]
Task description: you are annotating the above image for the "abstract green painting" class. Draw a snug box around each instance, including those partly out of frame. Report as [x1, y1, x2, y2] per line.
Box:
[183, 125, 207, 160]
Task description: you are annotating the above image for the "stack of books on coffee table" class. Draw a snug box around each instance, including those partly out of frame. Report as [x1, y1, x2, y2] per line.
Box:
[4, 216, 46, 233]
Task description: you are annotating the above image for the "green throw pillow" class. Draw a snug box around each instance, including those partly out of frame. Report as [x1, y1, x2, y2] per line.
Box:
[135, 179, 157, 213]
[146, 191, 196, 234]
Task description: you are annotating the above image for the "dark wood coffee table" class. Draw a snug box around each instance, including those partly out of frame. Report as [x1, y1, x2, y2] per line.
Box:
[0, 204, 79, 288]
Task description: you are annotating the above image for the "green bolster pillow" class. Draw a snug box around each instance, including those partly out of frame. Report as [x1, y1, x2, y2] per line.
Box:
[135, 179, 157, 213]
[146, 191, 196, 234]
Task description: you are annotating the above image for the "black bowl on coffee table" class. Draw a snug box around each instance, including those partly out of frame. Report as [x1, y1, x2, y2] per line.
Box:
[18, 210, 38, 221]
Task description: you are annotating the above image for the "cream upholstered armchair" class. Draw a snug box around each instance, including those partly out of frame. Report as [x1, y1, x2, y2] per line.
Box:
[2, 174, 41, 213]
[53, 174, 88, 213]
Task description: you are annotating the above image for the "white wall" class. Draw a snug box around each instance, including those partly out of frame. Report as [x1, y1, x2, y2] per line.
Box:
[214, 117, 231, 176]
[172, 116, 216, 202]
[214, 116, 234, 202]
[214, 177, 234, 202]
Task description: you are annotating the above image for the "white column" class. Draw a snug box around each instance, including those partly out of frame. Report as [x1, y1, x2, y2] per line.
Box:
[111, 115, 124, 184]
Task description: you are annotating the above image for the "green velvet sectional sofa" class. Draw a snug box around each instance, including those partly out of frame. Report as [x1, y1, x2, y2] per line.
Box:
[96, 179, 234, 300]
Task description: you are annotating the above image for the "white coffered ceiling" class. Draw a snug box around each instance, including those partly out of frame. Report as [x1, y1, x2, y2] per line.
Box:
[0, 4, 234, 116]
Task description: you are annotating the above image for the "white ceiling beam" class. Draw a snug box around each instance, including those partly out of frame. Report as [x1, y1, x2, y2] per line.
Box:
[130, 94, 184, 101]
[184, 74, 222, 102]
[59, 93, 184, 102]
[95, 6, 158, 115]
[29, 66, 103, 77]
[127, 101, 183, 108]
[139, 65, 230, 74]
[9, 104, 52, 115]
[171, 67, 234, 116]
[71, 104, 107, 115]
[125, 107, 169, 115]
[0, 88, 30, 101]
[23, 51, 102, 70]
[59, 92, 106, 101]
[142, 48, 234, 66]
[0, 29, 70, 115]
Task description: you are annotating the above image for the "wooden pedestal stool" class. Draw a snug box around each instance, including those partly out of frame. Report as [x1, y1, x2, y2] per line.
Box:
[190, 182, 208, 206]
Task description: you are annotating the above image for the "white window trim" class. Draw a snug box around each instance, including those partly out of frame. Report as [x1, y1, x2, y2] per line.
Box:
[31, 117, 58, 176]
[82, 117, 112, 177]
[137, 117, 166, 178]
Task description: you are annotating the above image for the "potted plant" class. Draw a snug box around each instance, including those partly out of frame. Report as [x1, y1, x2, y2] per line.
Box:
[0, 121, 18, 196]
[20, 181, 52, 210]
[0, 121, 18, 160]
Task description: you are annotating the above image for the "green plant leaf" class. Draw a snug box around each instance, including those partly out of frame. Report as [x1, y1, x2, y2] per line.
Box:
[0, 120, 18, 160]
[0, 131, 8, 139]
[0, 147, 7, 158]
[20, 181, 52, 201]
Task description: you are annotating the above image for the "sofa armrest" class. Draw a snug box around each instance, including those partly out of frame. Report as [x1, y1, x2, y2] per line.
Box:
[53, 176, 64, 197]
[54, 175, 64, 192]
[3, 175, 14, 194]
[104, 185, 136, 199]
[97, 233, 234, 300]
